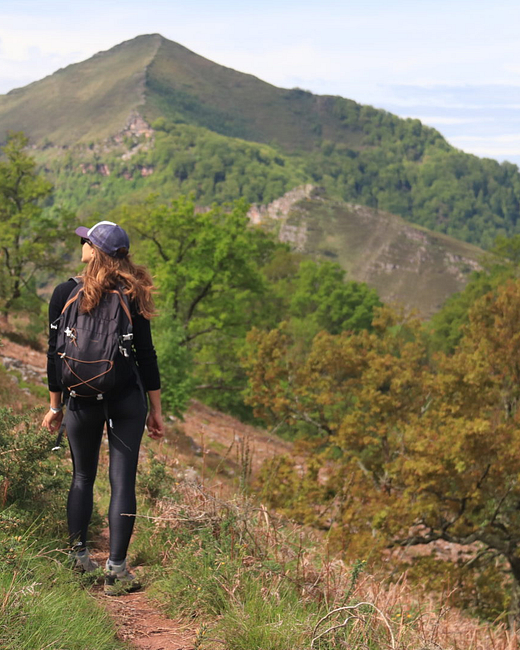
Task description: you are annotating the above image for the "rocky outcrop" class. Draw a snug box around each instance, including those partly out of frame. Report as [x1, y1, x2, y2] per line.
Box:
[248, 187, 484, 316]
[248, 184, 315, 224]
[114, 112, 154, 143]
[248, 185, 315, 252]
[1, 356, 46, 386]
[78, 163, 111, 176]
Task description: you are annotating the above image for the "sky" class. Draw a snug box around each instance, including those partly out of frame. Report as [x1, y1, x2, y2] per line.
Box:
[1, 0, 520, 163]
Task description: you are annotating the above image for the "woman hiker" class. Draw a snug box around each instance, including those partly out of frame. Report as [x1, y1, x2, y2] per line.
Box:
[42, 220, 164, 594]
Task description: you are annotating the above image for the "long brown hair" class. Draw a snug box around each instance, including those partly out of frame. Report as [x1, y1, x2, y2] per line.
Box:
[80, 247, 156, 319]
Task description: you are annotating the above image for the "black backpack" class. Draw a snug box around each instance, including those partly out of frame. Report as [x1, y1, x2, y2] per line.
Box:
[52, 278, 135, 401]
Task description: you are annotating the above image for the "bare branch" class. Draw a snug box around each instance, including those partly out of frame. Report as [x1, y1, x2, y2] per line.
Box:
[311, 602, 396, 649]
[133, 227, 170, 262]
[184, 280, 213, 326]
[182, 326, 218, 345]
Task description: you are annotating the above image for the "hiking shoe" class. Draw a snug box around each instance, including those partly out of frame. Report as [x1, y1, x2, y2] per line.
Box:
[104, 558, 141, 595]
[69, 547, 100, 573]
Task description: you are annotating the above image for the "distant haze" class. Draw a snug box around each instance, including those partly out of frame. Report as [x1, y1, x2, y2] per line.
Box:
[1, 0, 519, 163]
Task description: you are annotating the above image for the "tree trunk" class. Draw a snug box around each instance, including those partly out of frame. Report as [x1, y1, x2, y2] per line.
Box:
[507, 556, 520, 630]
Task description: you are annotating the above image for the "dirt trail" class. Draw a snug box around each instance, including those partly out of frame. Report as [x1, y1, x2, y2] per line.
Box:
[2, 337, 291, 649]
[91, 529, 197, 650]
[96, 591, 195, 650]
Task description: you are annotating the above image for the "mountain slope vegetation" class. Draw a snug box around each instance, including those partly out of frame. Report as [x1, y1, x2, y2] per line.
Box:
[0, 35, 161, 144]
[1, 33, 519, 251]
[143, 35, 392, 151]
[255, 186, 484, 316]
[0, 33, 436, 153]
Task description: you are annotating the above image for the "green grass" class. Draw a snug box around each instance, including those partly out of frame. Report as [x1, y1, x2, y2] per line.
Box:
[145, 513, 323, 648]
[0, 34, 161, 144]
[0, 499, 122, 650]
[212, 575, 318, 650]
[282, 193, 484, 317]
[128, 479, 420, 650]
[0, 532, 124, 650]
[0, 380, 125, 650]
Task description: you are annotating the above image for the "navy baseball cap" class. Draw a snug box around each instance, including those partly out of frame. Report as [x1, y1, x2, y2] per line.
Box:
[75, 221, 130, 258]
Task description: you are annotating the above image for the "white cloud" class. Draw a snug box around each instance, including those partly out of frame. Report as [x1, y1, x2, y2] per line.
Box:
[414, 116, 496, 125]
[449, 133, 520, 159]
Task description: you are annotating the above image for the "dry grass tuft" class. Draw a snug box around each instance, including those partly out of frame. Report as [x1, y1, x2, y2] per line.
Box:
[138, 480, 519, 649]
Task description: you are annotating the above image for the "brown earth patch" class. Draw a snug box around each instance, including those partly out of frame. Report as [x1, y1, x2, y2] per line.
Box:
[91, 528, 197, 650]
[96, 590, 195, 650]
[0, 337, 47, 369]
[174, 399, 293, 477]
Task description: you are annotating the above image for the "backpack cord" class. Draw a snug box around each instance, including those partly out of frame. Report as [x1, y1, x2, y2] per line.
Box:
[103, 400, 113, 436]
[52, 420, 66, 451]
[102, 400, 132, 451]
[52, 394, 71, 451]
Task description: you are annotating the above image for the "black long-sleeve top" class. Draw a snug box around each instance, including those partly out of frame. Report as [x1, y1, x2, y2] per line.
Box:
[47, 279, 161, 396]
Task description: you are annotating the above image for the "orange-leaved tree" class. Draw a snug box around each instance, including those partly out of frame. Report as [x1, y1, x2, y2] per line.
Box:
[243, 308, 431, 550]
[244, 285, 520, 601]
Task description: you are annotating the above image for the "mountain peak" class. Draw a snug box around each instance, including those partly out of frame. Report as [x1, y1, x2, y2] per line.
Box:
[0, 33, 442, 154]
[0, 32, 267, 145]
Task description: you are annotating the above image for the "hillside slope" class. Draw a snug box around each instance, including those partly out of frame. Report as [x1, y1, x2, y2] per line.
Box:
[0, 33, 443, 153]
[1, 33, 520, 251]
[0, 35, 161, 144]
[144, 36, 371, 151]
[251, 186, 484, 316]
[0, 338, 515, 650]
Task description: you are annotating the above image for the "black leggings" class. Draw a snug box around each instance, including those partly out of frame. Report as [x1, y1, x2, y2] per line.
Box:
[65, 386, 147, 563]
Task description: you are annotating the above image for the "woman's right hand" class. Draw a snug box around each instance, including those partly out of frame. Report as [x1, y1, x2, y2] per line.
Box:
[146, 411, 164, 440]
[146, 389, 165, 439]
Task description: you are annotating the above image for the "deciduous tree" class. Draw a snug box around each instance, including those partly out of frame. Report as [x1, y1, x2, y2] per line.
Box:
[0, 132, 74, 319]
[245, 287, 520, 612]
[118, 196, 275, 415]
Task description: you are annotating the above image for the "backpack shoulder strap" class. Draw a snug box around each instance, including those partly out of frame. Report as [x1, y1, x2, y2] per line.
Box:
[110, 285, 133, 328]
[61, 282, 83, 314]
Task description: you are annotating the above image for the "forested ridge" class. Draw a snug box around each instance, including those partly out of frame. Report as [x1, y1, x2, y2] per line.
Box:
[0, 33, 519, 249]
[37, 112, 520, 251]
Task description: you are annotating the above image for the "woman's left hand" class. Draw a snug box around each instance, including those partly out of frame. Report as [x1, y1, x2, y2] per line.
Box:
[42, 409, 64, 433]
[146, 411, 164, 440]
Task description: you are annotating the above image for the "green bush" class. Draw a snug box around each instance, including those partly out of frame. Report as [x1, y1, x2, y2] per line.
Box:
[0, 407, 69, 513]
[137, 449, 177, 503]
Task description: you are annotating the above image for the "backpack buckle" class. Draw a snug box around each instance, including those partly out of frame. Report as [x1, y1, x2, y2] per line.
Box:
[121, 333, 133, 341]
[96, 394, 103, 401]
[64, 326, 77, 342]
